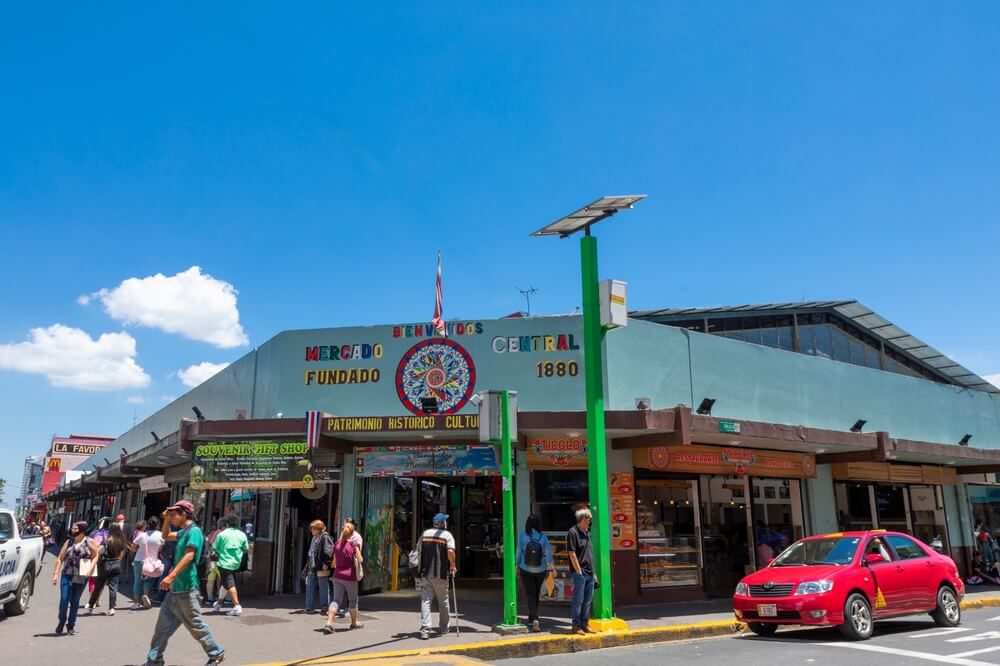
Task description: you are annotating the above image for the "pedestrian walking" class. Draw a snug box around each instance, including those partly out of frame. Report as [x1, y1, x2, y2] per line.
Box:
[131, 517, 165, 610]
[322, 522, 363, 633]
[516, 514, 556, 632]
[304, 520, 335, 613]
[415, 513, 456, 640]
[143, 500, 224, 666]
[157, 511, 178, 604]
[85, 523, 127, 616]
[39, 521, 52, 563]
[335, 518, 363, 618]
[86, 517, 111, 604]
[204, 517, 225, 605]
[210, 515, 249, 617]
[51, 521, 98, 635]
[567, 508, 597, 635]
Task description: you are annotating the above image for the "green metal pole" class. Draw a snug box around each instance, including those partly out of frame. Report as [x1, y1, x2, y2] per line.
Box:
[580, 233, 614, 620]
[499, 390, 523, 628]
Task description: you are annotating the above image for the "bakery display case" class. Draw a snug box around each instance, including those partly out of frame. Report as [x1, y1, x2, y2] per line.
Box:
[638, 534, 700, 588]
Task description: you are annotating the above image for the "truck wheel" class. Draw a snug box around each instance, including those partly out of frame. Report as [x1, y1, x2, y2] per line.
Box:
[931, 586, 961, 627]
[3, 570, 33, 616]
[747, 622, 779, 636]
[839, 593, 873, 640]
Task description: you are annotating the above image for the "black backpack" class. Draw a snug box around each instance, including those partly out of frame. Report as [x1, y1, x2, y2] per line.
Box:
[524, 534, 544, 568]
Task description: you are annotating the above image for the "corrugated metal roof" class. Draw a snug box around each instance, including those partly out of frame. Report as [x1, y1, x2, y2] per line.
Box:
[631, 300, 999, 395]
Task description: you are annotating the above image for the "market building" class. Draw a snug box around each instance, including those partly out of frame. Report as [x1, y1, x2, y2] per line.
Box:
[43, 301, 1000, 607]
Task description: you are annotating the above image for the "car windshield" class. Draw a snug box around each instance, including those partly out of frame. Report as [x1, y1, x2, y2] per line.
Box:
[770, 536, 860, 566]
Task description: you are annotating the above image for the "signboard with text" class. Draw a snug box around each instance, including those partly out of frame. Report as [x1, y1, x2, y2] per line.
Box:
[526, 437, 588, 469]
[192, 441, 315, 489]
[355, 445, 499, 477]
[634, 445, 816, 479]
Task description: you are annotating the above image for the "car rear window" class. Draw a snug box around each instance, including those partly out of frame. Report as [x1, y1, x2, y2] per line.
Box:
[771, 537, 860, 566]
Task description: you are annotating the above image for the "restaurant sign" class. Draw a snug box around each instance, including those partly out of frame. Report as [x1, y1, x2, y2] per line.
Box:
[526, 437, 588, 469]
[192, 441, 315, 489]
[356, 445, 499, 477]
[635, 445, 816, 479]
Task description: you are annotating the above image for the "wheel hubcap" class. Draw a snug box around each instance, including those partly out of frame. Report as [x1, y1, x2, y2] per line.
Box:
[943, 591, 959, 621]
[851, 600, 870, 634]
[19, 581, 30, 609]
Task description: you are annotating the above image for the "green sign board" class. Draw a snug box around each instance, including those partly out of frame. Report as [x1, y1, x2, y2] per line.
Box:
[192, 441, 314, 489]
[718, 421, 741, 434]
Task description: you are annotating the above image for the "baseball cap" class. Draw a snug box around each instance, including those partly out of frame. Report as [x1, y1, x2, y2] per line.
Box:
[167, 500, 195, 516]
[433, 513, 449, 525]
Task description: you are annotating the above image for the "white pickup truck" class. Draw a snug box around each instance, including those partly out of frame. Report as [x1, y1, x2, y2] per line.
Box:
[0, 509, 45, 616]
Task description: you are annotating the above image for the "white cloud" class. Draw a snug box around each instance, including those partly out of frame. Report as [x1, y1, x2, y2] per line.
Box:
[0, 324, 150, 391]
[177, 361, 230, 388]
[986, 374, 1000, 389]
[82, 266, 249, 348]
[126, 395, 147, 404]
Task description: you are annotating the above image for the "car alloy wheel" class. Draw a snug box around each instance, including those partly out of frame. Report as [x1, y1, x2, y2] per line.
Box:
[850, 598, 871, 635]
[18, 576, 30, 611]
[941, 589, 960, 623]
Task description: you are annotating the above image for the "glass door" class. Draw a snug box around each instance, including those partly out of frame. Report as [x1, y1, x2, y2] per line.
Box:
[699, 475, 752, 597]
[750, 478, 804, 569]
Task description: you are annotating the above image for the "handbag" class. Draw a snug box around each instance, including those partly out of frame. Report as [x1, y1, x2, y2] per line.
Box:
[80, 540, 97, 578]
[408, 537, 422, 569]
[141, 537, 165, 579]
[354, 545, 364, 581]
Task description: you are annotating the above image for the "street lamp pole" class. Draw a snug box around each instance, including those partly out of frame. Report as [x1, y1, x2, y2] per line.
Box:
[531, 195, 645, 630]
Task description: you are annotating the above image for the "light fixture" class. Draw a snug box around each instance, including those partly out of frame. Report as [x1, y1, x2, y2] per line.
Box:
[696, 398, 716, 415]
[420, 397, 439, 414]
[192, 406, 206, 421]
[851, 419, 867, 433]
[960, 434, 972, 446]
[422, 434, 434, 440]
[635, 397, 651, 411]
[815, 448, 827, 454]
[567, 431, 581, 438]
[469, 393, 483, 407]
[150, 431, 159, 442]
[530, 195, 646, 238]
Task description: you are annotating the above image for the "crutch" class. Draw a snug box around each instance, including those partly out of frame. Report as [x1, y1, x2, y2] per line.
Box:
[450, 571, 460, 637]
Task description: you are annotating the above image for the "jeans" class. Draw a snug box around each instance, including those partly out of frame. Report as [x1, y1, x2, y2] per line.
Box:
[133, 561, 146, 602]
[89, 560, 122, 610]
[570, 573, 595, 629]
[520, 570, 547, 622]
[305, 573, 330, 611]
[145, 590, 224, 666]
[58, 574, 86, 629]
[420, 577, 450, 632]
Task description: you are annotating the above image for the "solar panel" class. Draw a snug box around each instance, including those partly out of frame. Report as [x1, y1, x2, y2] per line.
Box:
[531, 195, 646, 237]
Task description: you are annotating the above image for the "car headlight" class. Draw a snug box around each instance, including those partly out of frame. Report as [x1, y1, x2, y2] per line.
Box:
[735, 582, 749, 596]
[794, 580, 834, 595]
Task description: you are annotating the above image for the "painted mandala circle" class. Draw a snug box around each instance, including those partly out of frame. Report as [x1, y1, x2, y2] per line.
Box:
[395, 338, 477, 415]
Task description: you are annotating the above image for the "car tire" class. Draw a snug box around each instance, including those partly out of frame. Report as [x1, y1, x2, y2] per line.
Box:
[839, 592, 873, 641]
[3, 570, 33, 616]
[931, 586, 961, 627]
[747, 622, 779, 637]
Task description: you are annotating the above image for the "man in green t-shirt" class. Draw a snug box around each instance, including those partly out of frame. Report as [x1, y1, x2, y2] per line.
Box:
[211, 515, 249, 616]
[144, 500, 224, 666]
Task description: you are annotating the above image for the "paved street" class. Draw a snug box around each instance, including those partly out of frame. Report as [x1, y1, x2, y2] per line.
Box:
[499, 607, 1000, 666]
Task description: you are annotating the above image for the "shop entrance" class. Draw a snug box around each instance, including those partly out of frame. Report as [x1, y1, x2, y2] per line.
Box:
[280, 485, 338, 594]
[143, 490, 171, 522]
[359, 475, 503, 593]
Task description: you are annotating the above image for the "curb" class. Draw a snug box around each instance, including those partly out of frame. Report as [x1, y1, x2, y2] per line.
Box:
[961, 596, 1000, 610]
[261, 620, 744, 665]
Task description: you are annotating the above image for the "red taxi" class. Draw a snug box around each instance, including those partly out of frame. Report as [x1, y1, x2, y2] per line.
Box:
[733, 530, 964, 640]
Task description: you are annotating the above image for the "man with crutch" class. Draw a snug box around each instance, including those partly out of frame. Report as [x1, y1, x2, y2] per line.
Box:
[417, 513, 457, 640]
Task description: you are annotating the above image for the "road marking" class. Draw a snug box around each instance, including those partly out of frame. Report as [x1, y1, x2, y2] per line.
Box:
[950, 647, 1000, 659]
[987, 616, 1000, 622]
[947, 631, 1000, 643]
[821, 642, 996, 665]
[910, 628, 972, 638]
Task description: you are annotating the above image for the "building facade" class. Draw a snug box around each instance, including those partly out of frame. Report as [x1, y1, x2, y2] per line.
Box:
[44, 303, 1000, 606]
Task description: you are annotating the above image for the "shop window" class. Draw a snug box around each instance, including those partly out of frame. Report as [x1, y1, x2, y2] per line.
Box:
[636, 478, 699, 588]
[875, 485, 907, 525]
[798, 325, 816, 355]
[835, 482, 874, 531]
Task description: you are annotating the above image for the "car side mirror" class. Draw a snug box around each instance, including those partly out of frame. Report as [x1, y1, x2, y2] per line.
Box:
[865, 553, 885, 565]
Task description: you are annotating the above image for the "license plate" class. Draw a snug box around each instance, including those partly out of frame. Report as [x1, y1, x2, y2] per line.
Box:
[757, 604, 778, 617]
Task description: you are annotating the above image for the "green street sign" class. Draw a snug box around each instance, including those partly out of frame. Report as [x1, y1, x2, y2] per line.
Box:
[719, 421, 741, 434]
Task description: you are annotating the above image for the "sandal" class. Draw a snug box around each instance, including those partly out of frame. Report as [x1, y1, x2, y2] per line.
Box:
[322, 624, 335, 634]
[350, 623, 364, 629]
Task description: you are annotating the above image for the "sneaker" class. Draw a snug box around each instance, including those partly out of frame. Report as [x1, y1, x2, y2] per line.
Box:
[205, 654, 225, 665]
[213, 601, 222, 613]
[531, 620, 541, 632]
[226, 606, 242, 616]
[85, 606, 94, 615]
[108, 609, 115, 616]
[141, 595, 152, 610]
[67, 628, 77, 636]
[419, 629, 430, 640]
[55, 623, 65, 635]
[322, 624, 335, 635]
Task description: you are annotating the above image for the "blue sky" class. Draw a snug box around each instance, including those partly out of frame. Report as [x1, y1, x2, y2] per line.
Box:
[2, 3, 998, 502]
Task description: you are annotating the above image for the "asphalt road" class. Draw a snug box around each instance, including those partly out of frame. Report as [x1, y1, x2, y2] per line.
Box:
[498, 606, 1000, 665]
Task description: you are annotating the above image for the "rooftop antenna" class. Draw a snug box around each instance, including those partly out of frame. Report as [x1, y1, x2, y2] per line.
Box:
[517, 286, 539, 316]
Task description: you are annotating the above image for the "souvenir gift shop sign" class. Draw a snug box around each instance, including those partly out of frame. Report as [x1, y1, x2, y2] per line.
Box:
[192, 441, 315, 489]
[635, 445, 817, 479]
[526, 437, 588, 469]
[355, 445, 499, 477]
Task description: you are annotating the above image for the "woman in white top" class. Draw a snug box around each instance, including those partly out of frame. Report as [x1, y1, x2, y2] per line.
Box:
[129, 516, 164, 610]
